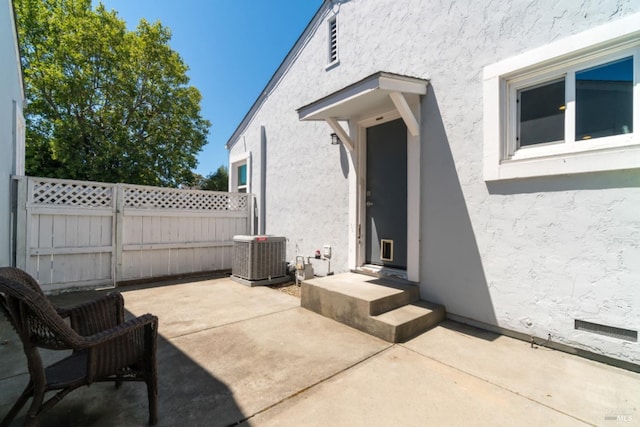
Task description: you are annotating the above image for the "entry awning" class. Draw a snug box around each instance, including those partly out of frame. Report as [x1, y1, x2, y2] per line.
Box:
[297, 72, 429, 151]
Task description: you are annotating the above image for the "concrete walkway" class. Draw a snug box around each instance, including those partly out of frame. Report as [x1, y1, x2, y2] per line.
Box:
[1, 277, 638, 426]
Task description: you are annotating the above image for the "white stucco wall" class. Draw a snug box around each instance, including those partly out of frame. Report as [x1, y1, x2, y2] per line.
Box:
[228, 0, 640, 365]
[0, 0, 24, 267]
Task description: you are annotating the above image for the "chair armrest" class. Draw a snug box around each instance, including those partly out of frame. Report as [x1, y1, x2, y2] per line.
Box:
[82, 314, 158, 381]
[66, 292, 125, 337]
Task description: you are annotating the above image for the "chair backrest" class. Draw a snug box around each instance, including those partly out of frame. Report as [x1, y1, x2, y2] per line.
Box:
[0, 267, 48, 297]
[0, 270, 80, 351]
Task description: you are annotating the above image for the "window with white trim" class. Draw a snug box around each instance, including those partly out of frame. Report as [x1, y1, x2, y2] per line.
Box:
[483, 15, 640, 180]
[237, 163, 247, 193]
[229, 153, 250, 193]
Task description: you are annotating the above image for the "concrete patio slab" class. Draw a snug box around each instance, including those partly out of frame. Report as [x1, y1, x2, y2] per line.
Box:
[248, 345, 585, 427]
[121, 278, 300, 339]
[2, 277, 639, 426]
[169, 307, 390, 424]
[0, 277, 390, 426]
[403, 321, 640, 426]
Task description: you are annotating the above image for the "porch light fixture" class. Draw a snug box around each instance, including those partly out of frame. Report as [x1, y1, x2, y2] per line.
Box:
[331, 133, 341, 145]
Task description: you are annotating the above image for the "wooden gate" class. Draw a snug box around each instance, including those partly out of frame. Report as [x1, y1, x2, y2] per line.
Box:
[15, 177, 251, 292]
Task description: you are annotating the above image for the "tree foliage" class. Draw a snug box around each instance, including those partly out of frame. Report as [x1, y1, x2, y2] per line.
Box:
[199, 165, 228, 191]
[15, 0, 211, 186]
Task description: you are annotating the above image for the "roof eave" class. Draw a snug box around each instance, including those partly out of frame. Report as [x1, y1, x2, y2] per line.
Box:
[297, 71, 429, 121]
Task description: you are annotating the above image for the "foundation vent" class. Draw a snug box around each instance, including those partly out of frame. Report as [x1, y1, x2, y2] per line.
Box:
[575, 320, 637, 342]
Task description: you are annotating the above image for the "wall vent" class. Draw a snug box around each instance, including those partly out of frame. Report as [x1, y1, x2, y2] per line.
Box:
[328, 17, 338, 63]
[575, 319, 637, 342]
[232, 235, 286, 282]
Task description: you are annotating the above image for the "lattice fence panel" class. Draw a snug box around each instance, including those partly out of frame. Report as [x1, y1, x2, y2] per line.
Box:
[124, 186, 249, 211]
[20, 177, 251, 290]
[30, 179, 114, 208]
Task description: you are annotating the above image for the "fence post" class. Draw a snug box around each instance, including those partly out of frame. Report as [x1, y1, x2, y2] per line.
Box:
[114, 184, 124, 285]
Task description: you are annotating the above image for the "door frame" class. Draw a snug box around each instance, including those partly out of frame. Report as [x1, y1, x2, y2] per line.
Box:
[350, 102, 421, 282]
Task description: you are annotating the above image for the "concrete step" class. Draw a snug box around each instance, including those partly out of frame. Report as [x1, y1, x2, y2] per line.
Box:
[302, 272, 419, 316]
[371, 300, 445, 342]
[301, 273, 445, 343]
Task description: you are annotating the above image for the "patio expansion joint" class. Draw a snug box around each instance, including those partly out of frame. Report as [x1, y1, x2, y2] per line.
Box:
[232, 343, 396, 426]
[0, 371, 28, 383]
[164, 306, 301, 341]
[398, 344, 596, 426]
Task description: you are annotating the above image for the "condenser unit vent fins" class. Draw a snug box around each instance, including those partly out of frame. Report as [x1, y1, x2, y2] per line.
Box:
[575, 319, 637, 342]
[232, 235, 286, 281]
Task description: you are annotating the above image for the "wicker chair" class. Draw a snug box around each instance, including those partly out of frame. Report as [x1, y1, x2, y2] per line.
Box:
[0, 267, 158, 426]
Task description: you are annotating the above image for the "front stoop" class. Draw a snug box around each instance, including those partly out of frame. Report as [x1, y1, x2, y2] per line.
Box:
[301, 273, 445, 343]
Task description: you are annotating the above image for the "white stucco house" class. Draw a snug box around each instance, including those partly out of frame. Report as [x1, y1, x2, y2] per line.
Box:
[0, 0, 25, 267]
[227, 0, 640, 368]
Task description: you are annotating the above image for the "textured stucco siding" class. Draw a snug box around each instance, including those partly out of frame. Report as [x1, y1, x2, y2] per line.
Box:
[0, 0, 23, 266]
[229, 0, 640, 365]
[229, 84, 351, 271]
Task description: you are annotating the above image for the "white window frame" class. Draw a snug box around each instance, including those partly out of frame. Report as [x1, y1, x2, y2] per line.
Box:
[483, 14, 640, 181]
[229, 152, 251, 193]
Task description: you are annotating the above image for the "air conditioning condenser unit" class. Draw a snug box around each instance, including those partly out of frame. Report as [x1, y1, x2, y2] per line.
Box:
[231, 235, 289, 286]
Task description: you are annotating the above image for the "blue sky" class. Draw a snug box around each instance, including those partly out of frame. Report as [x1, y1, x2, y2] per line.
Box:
[94, 0, 323, 177]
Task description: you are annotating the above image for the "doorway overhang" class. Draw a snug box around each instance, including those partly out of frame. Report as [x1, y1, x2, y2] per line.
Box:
[297, 72, 429, 151]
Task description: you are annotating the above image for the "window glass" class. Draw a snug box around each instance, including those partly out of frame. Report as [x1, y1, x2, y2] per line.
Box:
[576, 56, 633, 140]
[518, 79, 565, 147]
[237, 164, 247, 187]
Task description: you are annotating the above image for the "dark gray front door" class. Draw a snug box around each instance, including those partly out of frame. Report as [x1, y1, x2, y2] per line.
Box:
[365, 118, 407, 269]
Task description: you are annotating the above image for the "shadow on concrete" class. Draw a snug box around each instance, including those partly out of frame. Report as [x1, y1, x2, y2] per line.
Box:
[0, 293, 246, 427]
[419, 87, 498, 327]
[116, 271, 231, 291]
[437, 319, 502, 343]
[487, 169, 640, 194]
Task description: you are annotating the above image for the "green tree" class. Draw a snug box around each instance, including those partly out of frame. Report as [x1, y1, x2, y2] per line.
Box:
[200, 165, 228, 191]
[15, 0, 210, 187]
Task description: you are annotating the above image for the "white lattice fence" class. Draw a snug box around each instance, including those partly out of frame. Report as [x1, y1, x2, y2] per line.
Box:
[19, 178, 116, 291]
[124, 185, 248, 211]
[118, 185, 251, 282]
[31, 179, 114, 207]
[16, 177, 252, 292]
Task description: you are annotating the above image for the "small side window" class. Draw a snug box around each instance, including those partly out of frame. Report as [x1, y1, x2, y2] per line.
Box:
[230, 153, 250, 193]
[237, 164, 247, 193]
